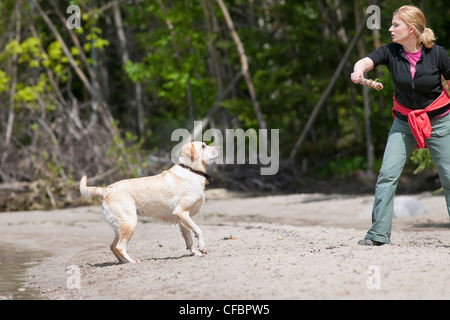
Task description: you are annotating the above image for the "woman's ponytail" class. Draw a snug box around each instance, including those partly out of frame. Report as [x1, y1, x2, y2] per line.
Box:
[419, 27, 436, 49]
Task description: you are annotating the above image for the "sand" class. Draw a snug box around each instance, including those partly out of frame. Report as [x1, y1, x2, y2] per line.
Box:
[0, 189, 449, 300]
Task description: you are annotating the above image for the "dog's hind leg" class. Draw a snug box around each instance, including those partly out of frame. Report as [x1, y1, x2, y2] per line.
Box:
[103, 203, 140, 263]
[114, 217, 140, 263]
[110, 233, 128, 263]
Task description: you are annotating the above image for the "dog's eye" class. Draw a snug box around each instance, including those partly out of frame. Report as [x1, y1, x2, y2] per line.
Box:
[202, 143, 206, 149]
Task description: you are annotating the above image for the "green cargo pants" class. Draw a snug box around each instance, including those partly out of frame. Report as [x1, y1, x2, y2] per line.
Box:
[365, 113, 450, 244]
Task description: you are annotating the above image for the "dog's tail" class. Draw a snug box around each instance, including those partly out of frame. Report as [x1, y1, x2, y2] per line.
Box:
[79, 176, 106, 200]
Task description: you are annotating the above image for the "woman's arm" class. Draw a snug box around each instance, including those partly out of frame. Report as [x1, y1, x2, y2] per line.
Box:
[350, 57, 374, 84]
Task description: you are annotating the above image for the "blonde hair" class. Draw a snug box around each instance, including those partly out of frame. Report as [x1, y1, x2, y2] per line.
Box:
[394, 5, 436, 49]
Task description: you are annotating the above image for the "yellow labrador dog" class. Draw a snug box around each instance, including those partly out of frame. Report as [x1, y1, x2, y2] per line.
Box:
[80, 141, 221, 263]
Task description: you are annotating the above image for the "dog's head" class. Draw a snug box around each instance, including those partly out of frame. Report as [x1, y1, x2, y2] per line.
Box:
[178, 141, 221, 166]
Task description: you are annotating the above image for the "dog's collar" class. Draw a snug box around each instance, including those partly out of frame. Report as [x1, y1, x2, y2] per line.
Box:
[178, 163, 214, 184]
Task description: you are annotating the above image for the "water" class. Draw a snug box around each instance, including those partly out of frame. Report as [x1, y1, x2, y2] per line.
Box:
[0, 246, 47, 300]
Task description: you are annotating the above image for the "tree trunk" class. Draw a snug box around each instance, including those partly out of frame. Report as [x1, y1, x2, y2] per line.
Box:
[112, 1, 145, 137]
[215, 0, 266, 130]
[355, 0, 374, 174]
[288, 6, 369, 163]
[1, 1, 21, 180]
[156, 0, 195, 126]
[201, 0, 224, 94]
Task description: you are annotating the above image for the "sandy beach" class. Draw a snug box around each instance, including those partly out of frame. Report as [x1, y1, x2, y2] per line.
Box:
[1, 189, 449, 300]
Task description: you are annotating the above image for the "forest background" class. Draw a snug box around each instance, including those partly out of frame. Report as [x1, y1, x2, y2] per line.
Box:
[0, 0, 449, 211]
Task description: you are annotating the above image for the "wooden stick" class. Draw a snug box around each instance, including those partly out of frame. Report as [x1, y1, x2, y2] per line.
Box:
[359, 78, 384, 91]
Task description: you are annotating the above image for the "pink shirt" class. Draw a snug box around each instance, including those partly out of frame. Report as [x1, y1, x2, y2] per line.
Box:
[404, 49, 449, 119]
[404, 50, 421, 79]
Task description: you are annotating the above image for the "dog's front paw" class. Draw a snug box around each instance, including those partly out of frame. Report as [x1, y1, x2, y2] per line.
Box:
[199, 246, 207, 255]
[190, 248, 205, 257]
[126, 258, 142, 264]
[198, 239, 207, 255]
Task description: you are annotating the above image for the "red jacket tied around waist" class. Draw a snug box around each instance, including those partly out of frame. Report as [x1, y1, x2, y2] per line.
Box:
[392, 86, 450, 148]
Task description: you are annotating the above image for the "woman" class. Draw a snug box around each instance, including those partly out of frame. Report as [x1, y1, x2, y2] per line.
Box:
[351, 5, 450, 245]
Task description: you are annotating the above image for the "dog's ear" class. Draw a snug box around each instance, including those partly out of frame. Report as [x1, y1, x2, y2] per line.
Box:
[179, 142, 198, 164]
[189, 143, 198, 163]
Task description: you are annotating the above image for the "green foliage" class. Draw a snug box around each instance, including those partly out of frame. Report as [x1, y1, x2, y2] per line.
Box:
[123, 2, 216, 122]
[410, 149, 434, 174]
[0, 70, 10, 92]
[409, 148, 443, 195]
[107, 131, 148, 178]
[1, 0, 448, 193]
[318, 156, 367, 177]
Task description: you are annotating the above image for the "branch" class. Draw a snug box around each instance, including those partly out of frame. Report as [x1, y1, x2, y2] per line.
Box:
[288, 7, 372, 163]
[216, 0, 266, 130]
[33, 0, 118, 136]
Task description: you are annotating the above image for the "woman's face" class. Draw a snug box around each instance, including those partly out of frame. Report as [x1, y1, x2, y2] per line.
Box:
[389, 14, 413, 45]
